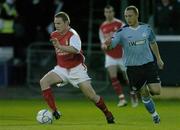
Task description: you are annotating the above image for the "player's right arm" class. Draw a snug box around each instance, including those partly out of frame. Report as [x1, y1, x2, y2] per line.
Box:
[99, 29, 106, 50]
[102, 30, 121, 51]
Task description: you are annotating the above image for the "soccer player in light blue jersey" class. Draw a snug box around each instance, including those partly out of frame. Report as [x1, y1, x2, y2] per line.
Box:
[102, 5, 164, 124]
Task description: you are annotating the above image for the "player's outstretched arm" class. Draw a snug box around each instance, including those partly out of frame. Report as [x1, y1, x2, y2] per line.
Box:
[102, 38, 113, 51]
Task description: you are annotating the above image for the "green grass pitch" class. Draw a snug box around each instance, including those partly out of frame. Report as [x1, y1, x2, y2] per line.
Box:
[0, 99, 179, 130]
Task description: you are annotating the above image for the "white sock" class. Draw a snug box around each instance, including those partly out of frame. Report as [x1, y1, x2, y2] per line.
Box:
[152, 111, 158, 117]
[119, 94, 125, 100]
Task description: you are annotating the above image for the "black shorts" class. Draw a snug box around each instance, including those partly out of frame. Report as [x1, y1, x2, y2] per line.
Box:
[127, 62, 161, 91]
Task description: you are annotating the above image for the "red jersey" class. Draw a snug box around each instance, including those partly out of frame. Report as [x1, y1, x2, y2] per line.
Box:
[51, 28, 84, 69]
[99, 19, 124, 58]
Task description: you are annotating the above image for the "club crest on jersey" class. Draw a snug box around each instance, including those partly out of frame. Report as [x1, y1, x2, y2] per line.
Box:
[114, 27, 118, 31]
[103, 28, 107, 32]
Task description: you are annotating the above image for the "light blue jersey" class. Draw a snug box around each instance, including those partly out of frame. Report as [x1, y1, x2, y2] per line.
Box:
[111, 23, 156, 66]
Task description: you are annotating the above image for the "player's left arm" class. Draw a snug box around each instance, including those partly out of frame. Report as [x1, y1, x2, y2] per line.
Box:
[148, 25, 164, 69]
[150, 42, 164, 69]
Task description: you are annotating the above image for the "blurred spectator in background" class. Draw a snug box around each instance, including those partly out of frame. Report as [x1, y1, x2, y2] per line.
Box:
[0, 0, 25, 85]
[0, 0, 55, 85]
[0, 0, 21, 63]
[154, 0, 176, 35]
[0, 0, 17, 45]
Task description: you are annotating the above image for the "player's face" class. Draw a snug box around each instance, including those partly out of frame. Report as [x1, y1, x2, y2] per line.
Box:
[54, 17, 68, 34]
[104, 8, 114, 21]
[124, 10, 138, 27]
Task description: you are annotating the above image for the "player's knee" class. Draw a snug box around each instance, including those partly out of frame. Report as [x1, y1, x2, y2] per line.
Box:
[150, 87, 161, 95]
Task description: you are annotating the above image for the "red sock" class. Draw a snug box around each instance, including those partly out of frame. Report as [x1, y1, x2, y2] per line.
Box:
[96, 97, 110, 115]
[111, 77, 123, 95]
[42, 88, 57, 111]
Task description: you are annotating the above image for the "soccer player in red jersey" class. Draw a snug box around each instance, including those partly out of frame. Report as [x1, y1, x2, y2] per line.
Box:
[40, 12, 115, 124]
[99, 5, 138, 107]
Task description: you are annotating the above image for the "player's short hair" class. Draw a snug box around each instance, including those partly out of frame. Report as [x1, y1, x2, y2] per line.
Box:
[55, 12, 70, 24]
[104, 5, 114, 12]
[125, 5, 139, 15]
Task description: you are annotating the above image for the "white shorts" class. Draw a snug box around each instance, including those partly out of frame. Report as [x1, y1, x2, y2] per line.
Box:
[105, 55, 126, 71]
[51, 64, 91, 88]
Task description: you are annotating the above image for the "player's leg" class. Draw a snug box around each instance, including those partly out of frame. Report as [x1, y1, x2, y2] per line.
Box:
[129, 90, 139, 107]
[141, 62, 161, 123]
[107, 65, 127, 107]
[78, 80, 115, 124]
[146, 62, 161, 96]
[118, 63, 129, 85]
[119, 64, 139, 107]
[40, 71, 63, 119]
[140, 85, 160, 124]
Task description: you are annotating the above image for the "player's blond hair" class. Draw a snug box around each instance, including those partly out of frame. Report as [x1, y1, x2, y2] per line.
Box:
[125, 5, 139, 15]
[55, 12, 70, 24]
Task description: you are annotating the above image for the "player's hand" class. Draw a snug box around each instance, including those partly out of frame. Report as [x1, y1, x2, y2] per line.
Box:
[50, 38, 58, 43]
[157, 59, 164, 70]
[101, 38, 112, 51]
[101, 43, 108, 50]
[50, 38, 60, 48]
[50, 38, 58, 44]
[104, 38, 111, 46]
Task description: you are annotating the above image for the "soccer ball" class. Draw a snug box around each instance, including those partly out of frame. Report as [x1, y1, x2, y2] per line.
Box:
[36, 109, 53, 124]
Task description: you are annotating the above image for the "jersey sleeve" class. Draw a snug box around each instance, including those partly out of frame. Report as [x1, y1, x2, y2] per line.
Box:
[69, 34, 81, 52]
[148, 25, 156, 44]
